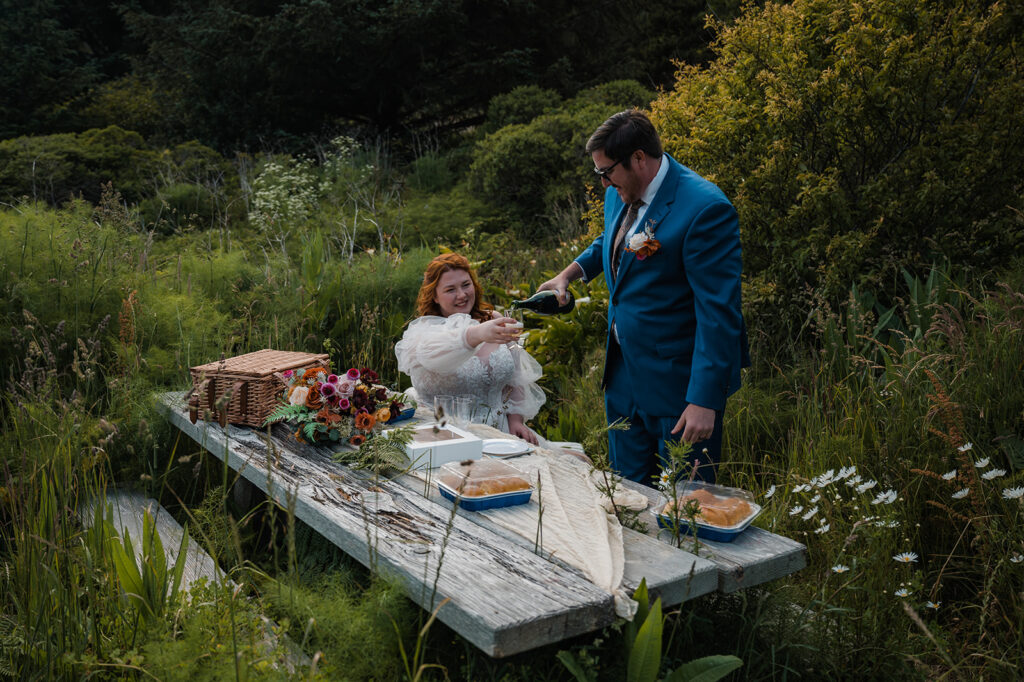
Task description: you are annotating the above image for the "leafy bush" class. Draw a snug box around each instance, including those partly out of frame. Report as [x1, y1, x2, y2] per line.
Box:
[482, 85, 562, 134]
[140, 183, 220, 233]
[649, 0, 1024, 347]
[467, 80, 655, 239]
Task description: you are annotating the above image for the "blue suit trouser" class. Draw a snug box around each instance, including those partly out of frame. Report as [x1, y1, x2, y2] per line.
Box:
[604, 336, 723, 486]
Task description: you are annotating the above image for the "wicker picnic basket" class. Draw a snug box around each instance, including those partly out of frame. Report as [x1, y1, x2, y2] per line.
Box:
[187, 349, 330, 427]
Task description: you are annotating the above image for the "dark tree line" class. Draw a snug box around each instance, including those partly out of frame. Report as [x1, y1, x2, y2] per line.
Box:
[2, 0, 736, 150]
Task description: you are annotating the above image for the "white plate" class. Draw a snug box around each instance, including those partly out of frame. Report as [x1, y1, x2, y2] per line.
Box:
[481, 438, 533, 457]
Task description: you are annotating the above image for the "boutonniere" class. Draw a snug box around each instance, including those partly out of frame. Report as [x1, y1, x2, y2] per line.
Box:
[625, 220, 661, 261]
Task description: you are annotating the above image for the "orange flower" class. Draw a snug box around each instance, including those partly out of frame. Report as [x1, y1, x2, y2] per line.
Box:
[302, 366, 329, 381]
[374, 407, 393, 424]
[354, 411, 376, 431]
[305, 385, 323, 409]
[349, 433, 366, 446]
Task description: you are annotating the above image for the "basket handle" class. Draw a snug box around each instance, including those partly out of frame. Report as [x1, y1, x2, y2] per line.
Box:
[272, 372, 289, 388]
[187, 378, 211, 424]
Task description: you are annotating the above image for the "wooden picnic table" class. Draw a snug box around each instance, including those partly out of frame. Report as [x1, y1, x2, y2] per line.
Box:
[157, 391, 805, 657]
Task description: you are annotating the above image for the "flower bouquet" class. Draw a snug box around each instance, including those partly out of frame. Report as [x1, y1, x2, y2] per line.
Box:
[262, 366, 415, 446]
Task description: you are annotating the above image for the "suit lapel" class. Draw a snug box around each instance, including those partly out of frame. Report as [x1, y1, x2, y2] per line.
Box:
[615, 158, 679, 284]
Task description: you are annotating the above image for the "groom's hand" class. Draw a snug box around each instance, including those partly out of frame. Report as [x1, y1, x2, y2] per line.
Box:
[672, 404, 716, 444]
[539, 263, 584, 305]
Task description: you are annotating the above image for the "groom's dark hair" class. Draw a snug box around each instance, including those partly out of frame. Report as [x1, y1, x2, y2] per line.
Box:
[586, 109, 663, 170]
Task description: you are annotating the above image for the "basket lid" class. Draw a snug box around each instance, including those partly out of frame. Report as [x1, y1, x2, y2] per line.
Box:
[190, 349, 330, 378]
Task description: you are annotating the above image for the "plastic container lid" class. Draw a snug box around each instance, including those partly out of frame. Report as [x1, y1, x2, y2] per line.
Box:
[437, 459, 532, 498]
[659, 480, 760, 530]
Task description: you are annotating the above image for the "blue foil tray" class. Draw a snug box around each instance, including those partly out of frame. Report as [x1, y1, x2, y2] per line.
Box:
[437, 482, 532, 511]
[655, 506, 761, 543]
[389, 406, 416, 423]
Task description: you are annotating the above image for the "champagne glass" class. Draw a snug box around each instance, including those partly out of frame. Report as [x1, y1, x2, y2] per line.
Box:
[454, 396, 474, 427]
[433, 394, 454, 426]
[502, 307, 524, 345]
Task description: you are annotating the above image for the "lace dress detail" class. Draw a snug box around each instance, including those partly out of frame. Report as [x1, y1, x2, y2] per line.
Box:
[395, 314, 545, 432]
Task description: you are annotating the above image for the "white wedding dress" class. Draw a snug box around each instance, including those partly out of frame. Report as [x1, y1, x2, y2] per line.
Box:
[395, 314, 545, 432]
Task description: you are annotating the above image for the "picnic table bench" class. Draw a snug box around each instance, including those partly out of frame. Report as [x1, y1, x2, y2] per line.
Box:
[157, 391, 804, 657]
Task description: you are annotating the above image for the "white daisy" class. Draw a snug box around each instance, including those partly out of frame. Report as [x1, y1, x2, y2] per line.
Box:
[837, 466, 856, 480]
[814, 523, 830, 534]
[958, 443, 973, 452]
[893, 552, 919, 563]
[789, 505, 804, 516]
[856, 480, 878, 494]
[1003, 486, 1024, 500]
[792, 484, 809, 493]
[801, 506, 819, 520]
[1010, 554, 1023, 564]
[894, 588, 911, 597]
[951, 488, 970, 500]
[925, 601, 941, 609]
[973, 457, 989, 468]
[810, 493, 822, 504]
[814, 470, 836, 487]
[981, 469, 1006, 481]
[872, 490, 898, 505]
[940, 469, 957, 481]
[764, 485, 776, 499]
[885, 520, 901, 528]
[831, 564, 850, 574]
[846, 475, 863, 487]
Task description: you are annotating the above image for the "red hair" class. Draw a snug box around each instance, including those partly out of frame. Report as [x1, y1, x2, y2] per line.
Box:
[415, 253, 493, 323]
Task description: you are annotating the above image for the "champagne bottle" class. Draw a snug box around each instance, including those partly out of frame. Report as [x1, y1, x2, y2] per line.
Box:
[511, 290, 575, 315]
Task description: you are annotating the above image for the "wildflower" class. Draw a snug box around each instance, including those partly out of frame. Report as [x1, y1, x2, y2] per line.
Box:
[815, 523, 830, 534]
[792, 484, 809, 493]
[764, 485, 776, 499]
[1002, 486, 1024, 500]
[894, 588, 911, 598]
[856, 480, 878, 494]
[940, 469, 957, 481]
[789, 505, 804, 516]
[846, 475, 863, 487]
[831, 564, 850, 574]
[354, 412, 376, 431]
[981, 469, 1006, 481]
[346, 368, 361, 381]
[348, 433, 366, 446]
[884, 520, 901, 528]
[893, 552, 919, 563]
[837, 466, 856, 480]
[861, 515, 878, 523]
[1010, 554, 1023, 564]
[951, 488, 969, 500]
[814, 470, 836, 487]
[801, 506, 819, 520]
[810, 493, 822, 504]
[925, 601, 940, 609]
[973, 457, 989, 468]
[958, 443, 973, 452]
[872, 490, 898, 505]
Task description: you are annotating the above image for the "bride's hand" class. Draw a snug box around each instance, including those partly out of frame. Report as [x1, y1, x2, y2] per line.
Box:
[507, 414, 539, 445]
[465, 317, 521, 347]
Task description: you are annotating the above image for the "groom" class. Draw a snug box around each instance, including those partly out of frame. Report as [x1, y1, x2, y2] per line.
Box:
[539, 110, 749, 486]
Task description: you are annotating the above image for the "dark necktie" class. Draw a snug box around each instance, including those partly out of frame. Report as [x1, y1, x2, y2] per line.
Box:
[611, 200, 643, 281]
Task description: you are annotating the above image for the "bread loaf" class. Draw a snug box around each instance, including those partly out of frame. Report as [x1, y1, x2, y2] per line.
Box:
[439, 471, 530, 497]
[663, 490, 752, 527]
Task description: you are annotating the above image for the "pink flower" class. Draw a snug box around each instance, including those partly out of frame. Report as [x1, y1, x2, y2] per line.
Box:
[338, 397, 350, 411]
[282, 369, 294, 379]
[327, 374, 339, 384]
[346, 368, 361, 381]
[319, 382, 336, 397]
[337, 380, 355, 397]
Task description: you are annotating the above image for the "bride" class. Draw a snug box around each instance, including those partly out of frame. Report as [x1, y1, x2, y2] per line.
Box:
[395, 253, 545, 444]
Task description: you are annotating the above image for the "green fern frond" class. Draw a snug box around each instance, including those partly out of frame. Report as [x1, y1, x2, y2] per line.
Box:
[263, 403, 314, 426]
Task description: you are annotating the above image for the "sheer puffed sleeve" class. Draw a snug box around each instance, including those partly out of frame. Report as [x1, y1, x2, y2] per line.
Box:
[395, 314, 478, 375]
[502, 344, 546, 421]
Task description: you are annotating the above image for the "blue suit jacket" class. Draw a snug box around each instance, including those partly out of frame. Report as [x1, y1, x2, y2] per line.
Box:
[575, 154, 749, 416]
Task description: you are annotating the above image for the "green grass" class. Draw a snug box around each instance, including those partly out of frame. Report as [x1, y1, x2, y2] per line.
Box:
[1, 192, 1022, 680]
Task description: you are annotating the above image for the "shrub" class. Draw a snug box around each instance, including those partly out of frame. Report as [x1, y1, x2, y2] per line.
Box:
[139, 183, 220, 233]
[482, 85, 562, 134]
[649, 0, 1024, 348]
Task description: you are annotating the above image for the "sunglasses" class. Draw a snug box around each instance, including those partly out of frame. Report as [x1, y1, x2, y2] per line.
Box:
[593, 158, 622, 179]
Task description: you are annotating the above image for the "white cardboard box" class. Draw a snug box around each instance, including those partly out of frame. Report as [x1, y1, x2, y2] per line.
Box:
[384, 423, 482, 470]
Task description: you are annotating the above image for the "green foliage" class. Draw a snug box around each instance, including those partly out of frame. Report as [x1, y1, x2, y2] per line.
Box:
[139, 183, 221, 233]
[468, 81, 655, 238]
[483, 85, 563, 134]
[0, 127, 233, 206]
[651, 0, 1024, 350]
[77, 74, 168, 140]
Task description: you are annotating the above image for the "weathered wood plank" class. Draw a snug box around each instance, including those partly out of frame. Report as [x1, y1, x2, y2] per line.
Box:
[620, 479, 807, 593]
[396, 472, 719, 608]
[79, 488, 226, 590]
[157, 392, 616, 657]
